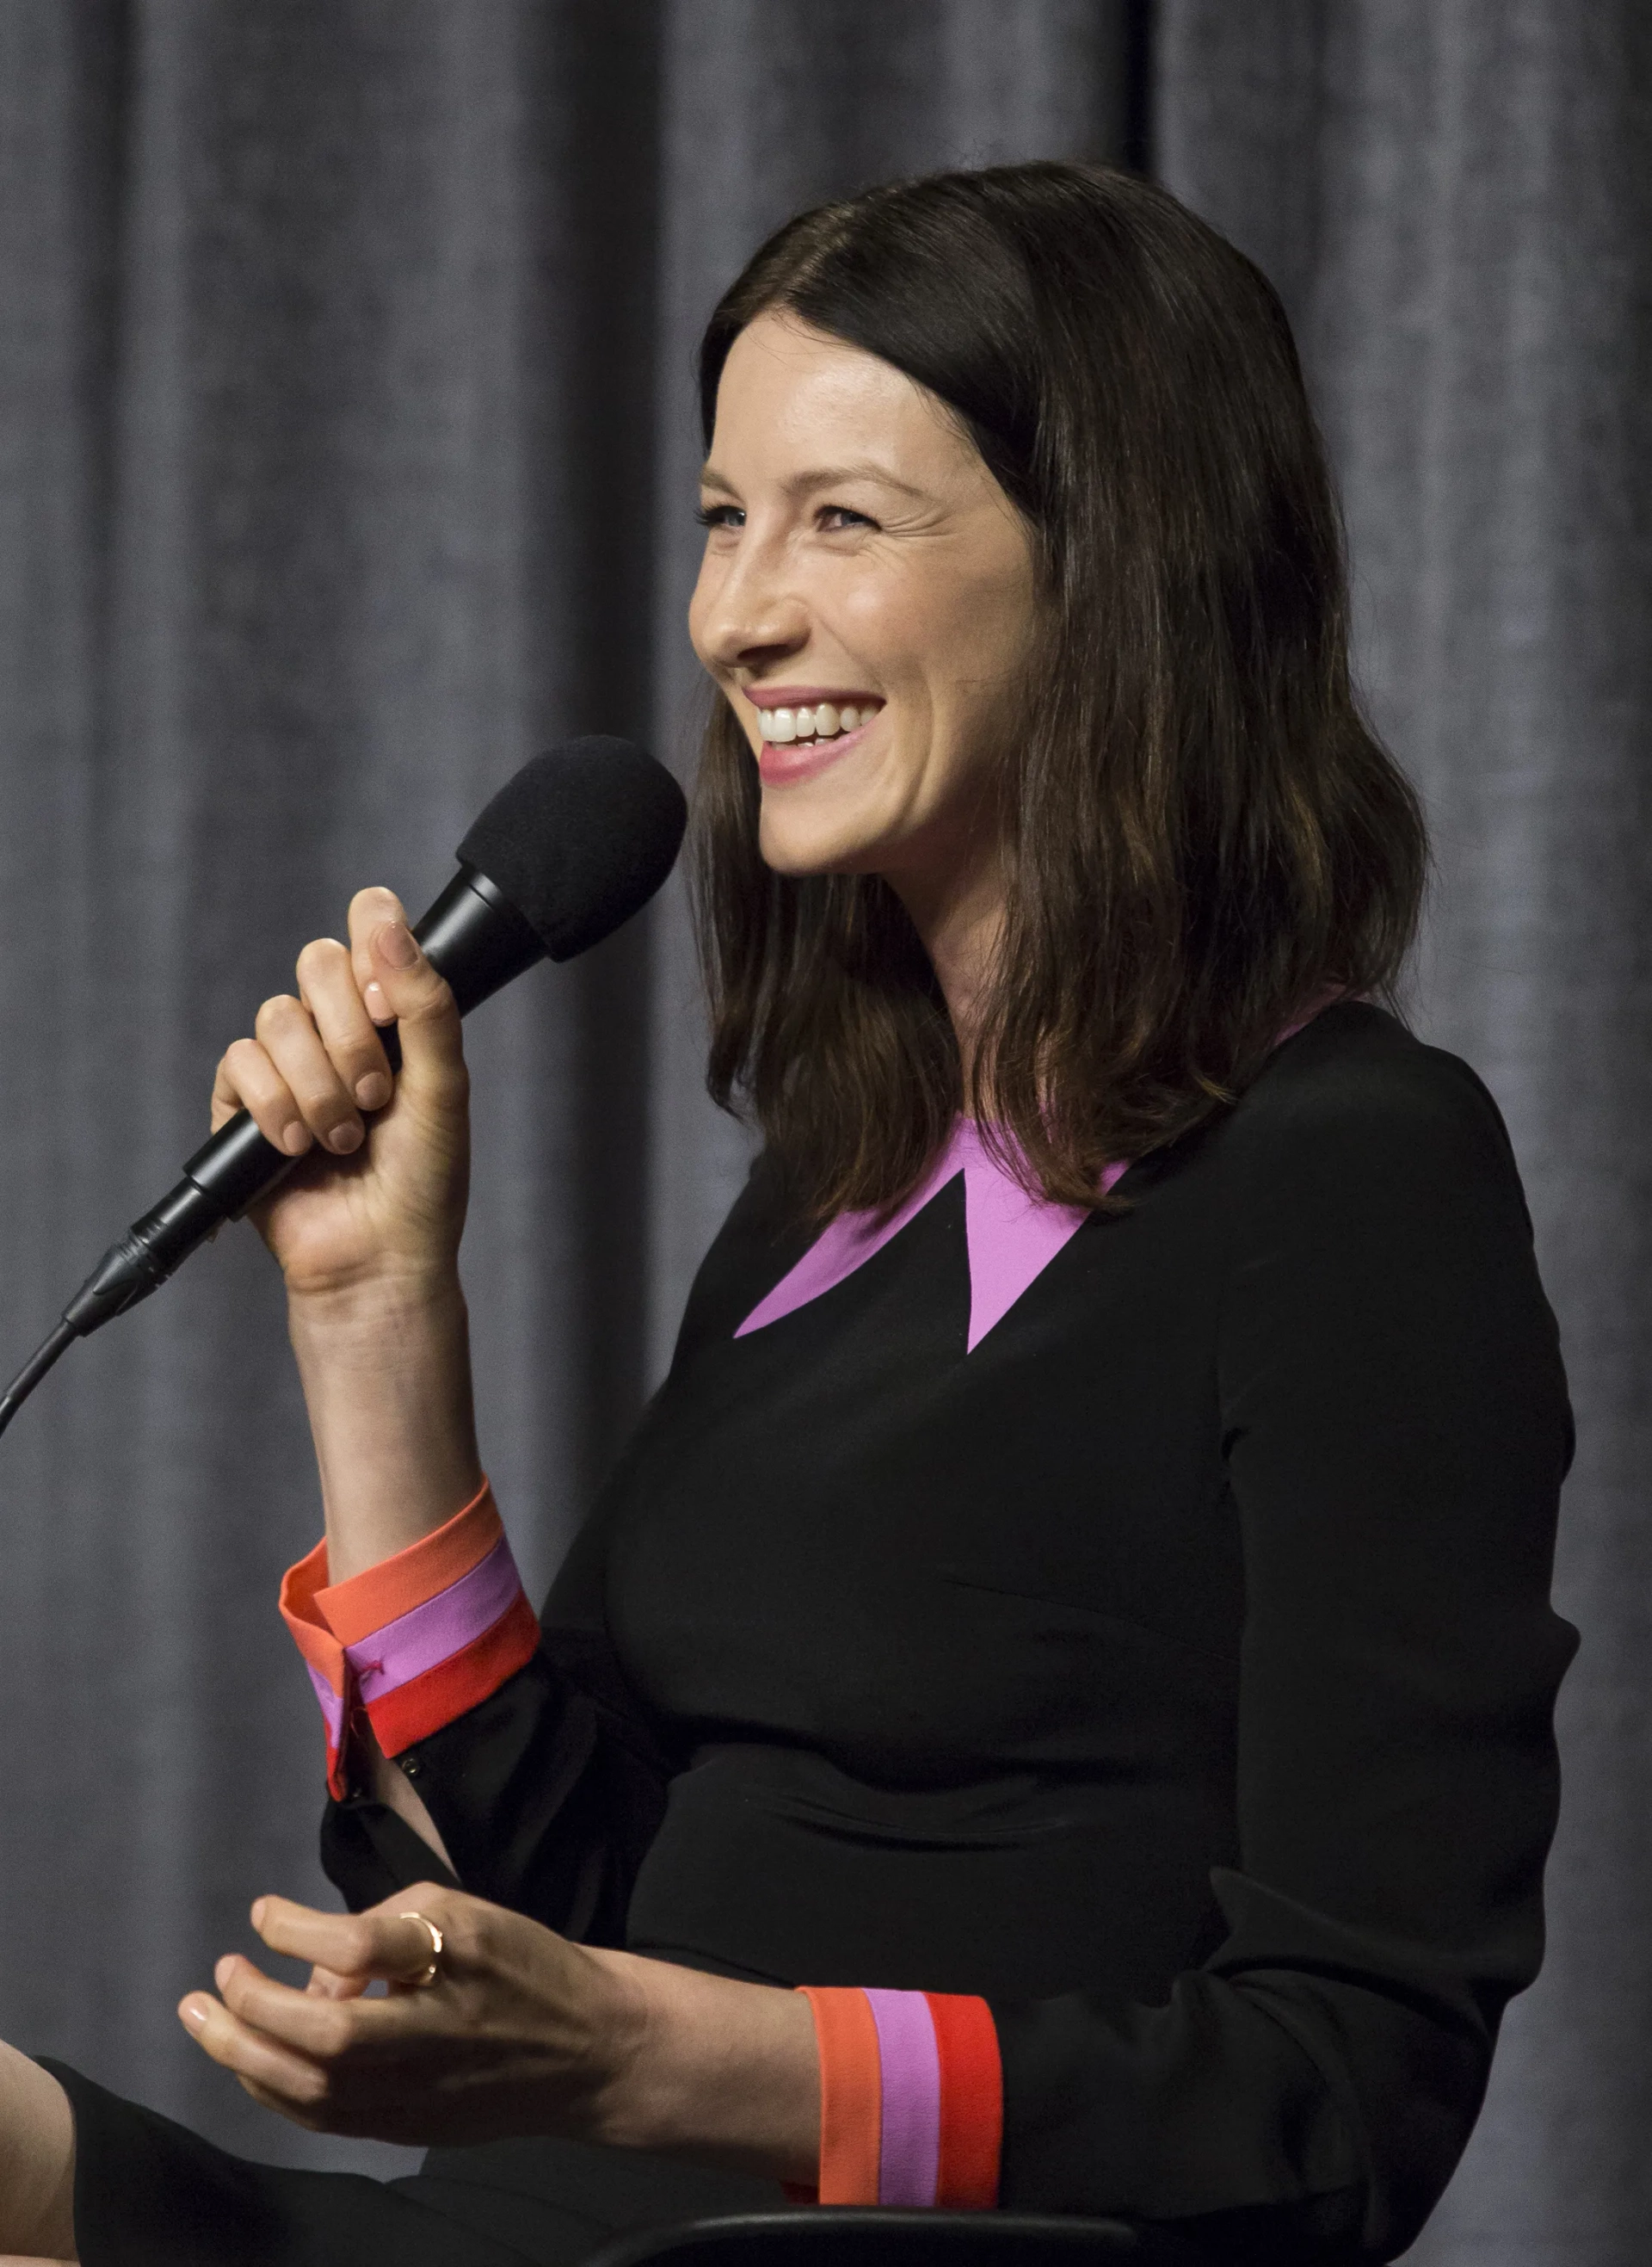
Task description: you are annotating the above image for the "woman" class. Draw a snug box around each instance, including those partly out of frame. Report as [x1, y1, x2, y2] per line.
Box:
[0, 161, 1574, 2266]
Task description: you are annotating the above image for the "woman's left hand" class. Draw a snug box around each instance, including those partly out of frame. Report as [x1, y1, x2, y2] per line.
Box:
[178, 1884, 648, 2147]
[177, 1883, 822, 2181]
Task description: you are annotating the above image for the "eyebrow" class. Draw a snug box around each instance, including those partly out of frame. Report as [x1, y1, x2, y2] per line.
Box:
[699, 461, 930, 502]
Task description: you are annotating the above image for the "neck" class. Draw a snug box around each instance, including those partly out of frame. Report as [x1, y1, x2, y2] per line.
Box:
[888, 856, 1006, 1085]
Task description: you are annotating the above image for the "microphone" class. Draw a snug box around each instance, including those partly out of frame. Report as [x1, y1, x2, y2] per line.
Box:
[0, 737, 687, 1438]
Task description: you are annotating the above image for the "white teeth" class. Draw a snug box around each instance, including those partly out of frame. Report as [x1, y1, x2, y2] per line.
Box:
[755, 701, 878, 744]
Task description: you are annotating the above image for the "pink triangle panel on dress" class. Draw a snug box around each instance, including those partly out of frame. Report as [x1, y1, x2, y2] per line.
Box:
[731, 993, 1341, 1354]
[734, 1121, 1128, 1353]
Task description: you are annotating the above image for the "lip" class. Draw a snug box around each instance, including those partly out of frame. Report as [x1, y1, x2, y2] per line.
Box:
[739, 685, 884, 713]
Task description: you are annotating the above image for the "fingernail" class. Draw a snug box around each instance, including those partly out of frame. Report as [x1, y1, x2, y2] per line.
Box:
[215, 1955, 234, 1991]
[251, 1898, 267, 1930]
[364, 981, 393, 1024]
[374, 921, 418, 969]
[180, 1999, 206, 2030]
[328, 1121, 364, 1155]
[281, 1122, 310, 1157]
[355, 1072, 391, 1110]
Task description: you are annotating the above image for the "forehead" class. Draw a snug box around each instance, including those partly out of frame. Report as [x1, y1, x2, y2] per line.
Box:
[706, 312, 975, 486]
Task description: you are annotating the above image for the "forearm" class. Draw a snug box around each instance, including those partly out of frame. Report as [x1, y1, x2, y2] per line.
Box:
[289, 1272, 483, 1583]
[589, 1950, 820, 2186]
[0, 2043, 75, 2258]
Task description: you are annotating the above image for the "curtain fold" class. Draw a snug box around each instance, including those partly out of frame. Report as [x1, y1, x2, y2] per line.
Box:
[0, 0, 1137, 2180]
[1158, 9, 1652, 2262]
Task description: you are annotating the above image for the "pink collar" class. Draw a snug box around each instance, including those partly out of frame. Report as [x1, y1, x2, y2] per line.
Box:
[735, 1120, 1121, 1354]
[734, 992, 1342, 1354]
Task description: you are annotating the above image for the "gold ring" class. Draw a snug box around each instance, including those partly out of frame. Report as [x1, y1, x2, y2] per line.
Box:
[397, 1911, 444, 1988]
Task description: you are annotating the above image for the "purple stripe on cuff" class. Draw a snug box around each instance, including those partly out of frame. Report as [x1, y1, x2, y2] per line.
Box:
[864, 1988, 940, 2207]
[344, 1535, 523, 1703]
[305, 1662, 346, 1751]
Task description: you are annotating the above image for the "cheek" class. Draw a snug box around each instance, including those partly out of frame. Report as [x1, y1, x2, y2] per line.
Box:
[835, 575, 933, 680]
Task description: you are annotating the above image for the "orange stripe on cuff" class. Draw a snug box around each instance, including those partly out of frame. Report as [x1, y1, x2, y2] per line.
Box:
[279, 1536, 347, 1697]
[797, 1986, 883, 2205]
[926, 1994, 1002, 2209]
[364, 1590, 539, 1757]
[315, 1480, 502, 1645]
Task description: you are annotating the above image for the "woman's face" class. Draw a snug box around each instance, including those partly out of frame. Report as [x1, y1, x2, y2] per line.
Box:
[688, 312, 1037, 905]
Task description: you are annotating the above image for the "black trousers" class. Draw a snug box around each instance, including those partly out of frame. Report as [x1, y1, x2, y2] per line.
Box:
[44, 2061, 787, 2266]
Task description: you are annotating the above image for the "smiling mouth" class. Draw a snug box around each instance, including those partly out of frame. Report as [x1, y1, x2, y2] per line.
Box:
[753, 699, 882, 749]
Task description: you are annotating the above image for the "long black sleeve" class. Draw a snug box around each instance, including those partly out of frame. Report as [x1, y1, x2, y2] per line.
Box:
[318, 1490, 680, 1944]
[989, 1036, 1575, 2259]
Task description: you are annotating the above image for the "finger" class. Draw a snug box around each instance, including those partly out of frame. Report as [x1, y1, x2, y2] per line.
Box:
[344, 891, 465, 1110]
[179, 1989, 336, 2112]
[306, 1962, 373, 2001]
[235, 2069, 330, 2132]
[213, 1953, 416, 2064]
[253, 1893, 449, 1987]
[213, 1038, 313, 1158]
[347, 886, 408, 1025]
[253, 993, 365, 1156]
[294, 936, 394, 1114]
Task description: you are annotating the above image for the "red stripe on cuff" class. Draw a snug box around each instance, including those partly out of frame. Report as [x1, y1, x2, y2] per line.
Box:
[363, 1590, 539, 1757]
[925, 1993, 1002, 2209]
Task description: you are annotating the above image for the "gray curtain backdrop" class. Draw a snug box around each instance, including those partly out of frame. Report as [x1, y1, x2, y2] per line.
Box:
[1156, 12, 1652, 2264]
[0, 3, 1643, 2259]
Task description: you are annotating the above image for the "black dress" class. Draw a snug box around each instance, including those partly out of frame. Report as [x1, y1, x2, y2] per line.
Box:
[47, 1003, 1577, 2264]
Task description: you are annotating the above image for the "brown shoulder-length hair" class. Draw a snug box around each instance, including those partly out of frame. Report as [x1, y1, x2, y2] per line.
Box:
[693, 161, 1426, 1217]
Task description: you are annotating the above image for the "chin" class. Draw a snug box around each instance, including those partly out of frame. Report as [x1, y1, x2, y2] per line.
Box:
[757, 812, 888, 878]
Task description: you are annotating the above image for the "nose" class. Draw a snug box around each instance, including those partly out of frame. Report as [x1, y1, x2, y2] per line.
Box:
[693, 528, 811, 678]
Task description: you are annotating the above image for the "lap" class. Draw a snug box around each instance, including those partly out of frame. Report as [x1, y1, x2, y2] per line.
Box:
[44, 2063, 786, 2267]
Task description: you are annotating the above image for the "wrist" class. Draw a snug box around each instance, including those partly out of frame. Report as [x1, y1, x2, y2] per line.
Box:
[288, 1269, 484, 1582]
[287, 1264, 466, 1346]
[582, 1950, 820, 2185]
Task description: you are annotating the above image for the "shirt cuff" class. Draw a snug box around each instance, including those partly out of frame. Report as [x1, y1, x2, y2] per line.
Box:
[787, 1986, 1001, 2208]
[279, 1480, 539, 1799]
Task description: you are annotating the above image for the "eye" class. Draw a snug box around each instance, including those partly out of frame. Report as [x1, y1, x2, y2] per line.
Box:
[696, 502, 744, 530]
[817, 504, 877, 532]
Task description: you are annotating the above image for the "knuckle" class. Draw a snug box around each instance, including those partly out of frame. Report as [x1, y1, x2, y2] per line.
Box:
[220, 1036, 261, 1080]
[443, 1905, 484, 1966]
[338, 1919, 376, 1972]
[255, 992, 302, 1036]
[298, 1080, 349, 1123]
[311, 2005, 355, 2060]
[294, 936, 348, 985]
[401, 972, 452, 1017]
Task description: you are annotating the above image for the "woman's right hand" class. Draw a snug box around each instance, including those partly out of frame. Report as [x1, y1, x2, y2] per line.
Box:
[212, 887, 470, 1306]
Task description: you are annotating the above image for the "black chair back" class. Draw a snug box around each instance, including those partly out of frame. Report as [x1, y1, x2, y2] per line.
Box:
[584, 2208, 1206, 2267]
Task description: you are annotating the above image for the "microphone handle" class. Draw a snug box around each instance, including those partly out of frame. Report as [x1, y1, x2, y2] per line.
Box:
[60, 867, 543, 1339]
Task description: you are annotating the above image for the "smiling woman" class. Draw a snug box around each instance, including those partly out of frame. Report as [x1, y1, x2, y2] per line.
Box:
[688, 166, 1426, 1220]
[0, 163, 1574, 2267]
[690, 310, 1037, 1080]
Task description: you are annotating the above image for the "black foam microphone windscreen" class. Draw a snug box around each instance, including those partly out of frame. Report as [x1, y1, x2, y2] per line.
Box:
[458, 737, 687, 963]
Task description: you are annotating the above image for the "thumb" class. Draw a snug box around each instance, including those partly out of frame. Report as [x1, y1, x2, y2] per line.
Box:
[365, 915, 465, 1106]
